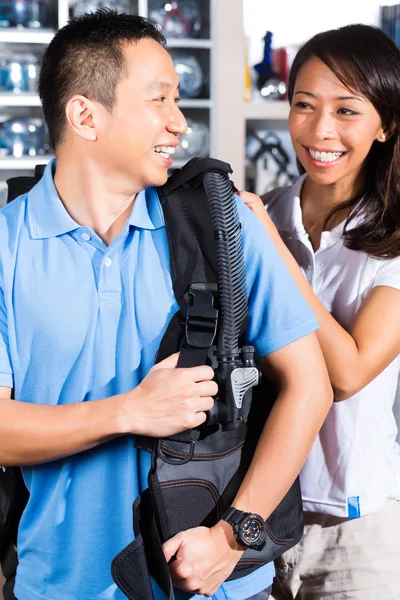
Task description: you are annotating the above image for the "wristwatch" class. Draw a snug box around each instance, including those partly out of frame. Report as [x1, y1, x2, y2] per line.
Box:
[222, 507, 267, 551]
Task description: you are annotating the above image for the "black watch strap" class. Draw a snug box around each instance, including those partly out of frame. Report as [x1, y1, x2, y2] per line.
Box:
[222, 506, 249, 526]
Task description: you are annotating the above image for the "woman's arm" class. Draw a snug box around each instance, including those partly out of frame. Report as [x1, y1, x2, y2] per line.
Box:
[239, 191, 400, 401]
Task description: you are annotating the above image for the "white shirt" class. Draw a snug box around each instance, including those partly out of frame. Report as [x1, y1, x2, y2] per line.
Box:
[263, 175, 400, 518]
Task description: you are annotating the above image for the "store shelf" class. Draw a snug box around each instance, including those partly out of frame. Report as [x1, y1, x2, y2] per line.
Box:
[179, 99, 212, 109]
[0, 97, 212, 111]
[171, 158, 207, 169]
[167, 39, 212, 49]
[244, 100, 290, 121]
[0, 156, 53, 170]
[0, 29, 55, 44]
[0, 0, 216, 181]
[0, 94, 42, 107]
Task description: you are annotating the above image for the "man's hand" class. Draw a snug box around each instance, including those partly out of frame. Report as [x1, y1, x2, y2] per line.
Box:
[163, 522, 244, 597]
[118, 353, 218, 438]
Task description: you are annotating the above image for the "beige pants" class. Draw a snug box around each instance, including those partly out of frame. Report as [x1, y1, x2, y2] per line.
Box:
[271, 500, 400, 600]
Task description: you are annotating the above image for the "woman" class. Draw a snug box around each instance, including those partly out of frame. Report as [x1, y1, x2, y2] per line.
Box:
[240, 24, 400, 600]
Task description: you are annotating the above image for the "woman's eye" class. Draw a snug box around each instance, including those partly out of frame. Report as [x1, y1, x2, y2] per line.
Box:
[294, 101, 312, 110]
[154, 96, 166, 102]
[338, 108, 359, 116]
[174, 97, 181, 104]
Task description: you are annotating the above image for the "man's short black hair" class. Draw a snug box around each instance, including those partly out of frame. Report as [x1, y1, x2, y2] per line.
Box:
[38, 9, 166, 149]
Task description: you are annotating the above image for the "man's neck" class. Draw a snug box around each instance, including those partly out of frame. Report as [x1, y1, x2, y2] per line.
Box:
[53, 152, 139, 246]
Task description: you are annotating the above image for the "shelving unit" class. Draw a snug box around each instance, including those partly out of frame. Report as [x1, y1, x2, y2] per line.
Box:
[244, 100, 289, 121]
[0, 0, 216, 200]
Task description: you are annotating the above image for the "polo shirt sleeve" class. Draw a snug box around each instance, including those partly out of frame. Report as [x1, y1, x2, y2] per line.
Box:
[0, 265, 13, 388]
[372, 255, 400, 291]
[236, 197, 319, 359]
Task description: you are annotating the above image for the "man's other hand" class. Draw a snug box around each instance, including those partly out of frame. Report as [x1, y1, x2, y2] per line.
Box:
[163, 522, 244, 597]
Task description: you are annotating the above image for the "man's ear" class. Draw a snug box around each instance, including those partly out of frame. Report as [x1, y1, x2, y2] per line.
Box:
[65, 95, 97, 142]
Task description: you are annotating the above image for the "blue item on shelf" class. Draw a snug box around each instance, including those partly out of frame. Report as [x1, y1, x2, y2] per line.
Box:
[0, 0, 49, 28]
[171, 53, 203, 98]
[0, 118, 50, 158]
[70, 0, 132, 17]
[253, 31, 286, 100]
[0, 53, 39, 93]
[174, 118, 209, 159]
[150, 1, 202, 39]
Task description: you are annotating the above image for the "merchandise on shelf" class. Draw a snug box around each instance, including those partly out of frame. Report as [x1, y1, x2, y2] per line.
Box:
[253, 31, 286, 100]
[381, 4, 400, 46]
[70, 0, 133, 18]
[245, 129, 297, 195]
[149, 0, 202, 39]
[0, 0, 49, 29]
[0, 117, 50, 158]
[170, 52, 203, 98]
[0, 52, 39, 93]
[174, 117, 209, 160]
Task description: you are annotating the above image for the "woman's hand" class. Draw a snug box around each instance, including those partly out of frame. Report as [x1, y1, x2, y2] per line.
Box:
[238, 190, 279, 238]
[238, 190, 266, 217]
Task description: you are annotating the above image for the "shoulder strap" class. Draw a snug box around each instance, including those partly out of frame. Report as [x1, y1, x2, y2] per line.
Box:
[6, 164, 46, 203]
[156, 158, 232, 314]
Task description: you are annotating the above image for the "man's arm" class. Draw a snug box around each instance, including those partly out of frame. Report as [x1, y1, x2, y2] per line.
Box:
[163, 331, 333, 596]
[0, 353, 217, 466]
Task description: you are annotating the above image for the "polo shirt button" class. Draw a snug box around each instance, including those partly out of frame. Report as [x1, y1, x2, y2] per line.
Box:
[81, 232, 91, 241]
[104, 257, 112, 267]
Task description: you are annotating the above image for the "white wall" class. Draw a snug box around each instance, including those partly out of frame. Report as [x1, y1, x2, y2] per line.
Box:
[244, 0, 399, 65]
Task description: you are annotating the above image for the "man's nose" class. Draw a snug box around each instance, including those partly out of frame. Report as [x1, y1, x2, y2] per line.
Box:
[167, 104, 188, 136]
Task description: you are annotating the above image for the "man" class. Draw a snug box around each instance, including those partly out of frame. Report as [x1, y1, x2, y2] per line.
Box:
[0, 10, 332, 600]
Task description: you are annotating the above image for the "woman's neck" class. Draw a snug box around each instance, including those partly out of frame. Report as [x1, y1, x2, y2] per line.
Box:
[300, 171, 365, 251]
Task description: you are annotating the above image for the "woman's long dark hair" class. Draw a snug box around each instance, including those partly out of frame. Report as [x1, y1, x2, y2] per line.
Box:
[288, 24, 400, 259]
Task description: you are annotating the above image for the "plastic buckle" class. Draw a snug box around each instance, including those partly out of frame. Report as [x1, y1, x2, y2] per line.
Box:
[185, 289, 218, 348]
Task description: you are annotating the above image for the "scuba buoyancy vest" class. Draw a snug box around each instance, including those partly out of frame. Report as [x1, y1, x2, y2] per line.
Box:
[111, 158, 304, 599]
[0, 158, 303, 600]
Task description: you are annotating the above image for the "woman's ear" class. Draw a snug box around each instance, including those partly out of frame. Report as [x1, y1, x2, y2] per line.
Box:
[65, 95, 97, 142]
[376, 122, 396, 143]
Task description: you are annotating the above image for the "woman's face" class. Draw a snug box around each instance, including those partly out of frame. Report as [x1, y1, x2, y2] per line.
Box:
[289, 57, 386, 189]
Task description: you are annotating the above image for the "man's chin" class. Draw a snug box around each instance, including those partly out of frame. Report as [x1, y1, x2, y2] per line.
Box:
[149, 168, 169, 188]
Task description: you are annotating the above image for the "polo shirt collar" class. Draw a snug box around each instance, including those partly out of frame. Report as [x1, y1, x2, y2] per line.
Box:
[276, 173, 362, 240]
[127, 186, 165, 230]
[28, 159, 80, 239]
[28, 159, 165, 240]
[275, 173, 307, 235]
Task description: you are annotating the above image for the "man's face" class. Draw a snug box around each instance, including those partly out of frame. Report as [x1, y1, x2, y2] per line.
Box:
[95, 38, 187, 191]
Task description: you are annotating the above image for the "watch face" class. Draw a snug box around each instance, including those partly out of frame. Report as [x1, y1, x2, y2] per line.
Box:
[239, 515, 266, 548]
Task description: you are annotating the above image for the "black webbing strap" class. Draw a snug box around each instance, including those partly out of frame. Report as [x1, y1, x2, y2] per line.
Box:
[111, 491, 175, 600]
[6, 164, 46, 204]
[1, 541, 18, 600]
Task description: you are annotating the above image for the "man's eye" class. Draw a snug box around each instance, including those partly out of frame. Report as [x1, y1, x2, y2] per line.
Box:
[154, 96, 166, 102]
[175, 97, 181, 104]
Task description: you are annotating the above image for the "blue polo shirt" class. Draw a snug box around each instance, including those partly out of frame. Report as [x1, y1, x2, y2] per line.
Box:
[0, 160, 318, 600]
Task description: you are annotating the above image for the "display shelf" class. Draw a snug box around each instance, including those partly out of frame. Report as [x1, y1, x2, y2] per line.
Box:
[0, 94, 42, 107]
[0, 30, 55, 44]
[0, 0, 216, 180]
[167, 38, 212, 49]
[0, 156, 53, 170]
[0, 95, 212, 109]
[171, 158, 189, 169]
[179, 98, 212, 109]
[244, 100, 290, 121]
